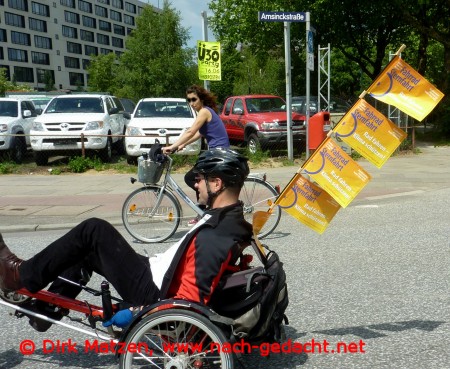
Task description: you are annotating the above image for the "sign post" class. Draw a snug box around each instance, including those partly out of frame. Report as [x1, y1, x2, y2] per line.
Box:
[258, 11, 310, 160]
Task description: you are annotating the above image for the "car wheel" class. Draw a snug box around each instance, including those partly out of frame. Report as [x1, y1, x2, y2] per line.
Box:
[9, 136, 26, 164]
[100, 136, 113, 163]
[126, 156, 137, 165]
[34, 152, 48, 166]
[247, 133, 261, 155]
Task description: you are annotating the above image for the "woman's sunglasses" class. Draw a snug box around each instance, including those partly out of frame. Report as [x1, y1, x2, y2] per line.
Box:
[187, 97, 198, 103]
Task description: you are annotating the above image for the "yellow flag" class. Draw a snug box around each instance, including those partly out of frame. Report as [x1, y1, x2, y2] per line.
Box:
[302, 137, 371, 208]
[197, 41, 221, 81]
[367, 56, 444, 121]
[275, 173, 341, 234]
[333, 99, 407, 168]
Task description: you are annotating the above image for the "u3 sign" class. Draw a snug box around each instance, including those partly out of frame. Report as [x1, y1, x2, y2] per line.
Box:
[197, 41, 221, 81]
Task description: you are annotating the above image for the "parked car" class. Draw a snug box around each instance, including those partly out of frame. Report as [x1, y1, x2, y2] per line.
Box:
[0, 98, 39, 163]
[120, 98, 136, 114]
[30, 94, 130, 165]
[290, 96, 351, 115]
[220, 95, 306, 154]
[125, 98, 199, 164]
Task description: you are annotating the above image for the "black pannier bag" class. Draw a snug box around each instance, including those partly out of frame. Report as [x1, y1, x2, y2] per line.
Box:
[210, 240, 289, 343]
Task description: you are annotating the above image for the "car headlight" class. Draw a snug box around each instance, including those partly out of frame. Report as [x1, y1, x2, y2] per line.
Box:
[32, 122, 45, 131]
[261, 121, 280, 130]
[85, 121, 104, 130]
[126, 126, 145, 136]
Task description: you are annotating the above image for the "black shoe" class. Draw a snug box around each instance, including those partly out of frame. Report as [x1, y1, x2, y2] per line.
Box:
[20, 299, 67, 332]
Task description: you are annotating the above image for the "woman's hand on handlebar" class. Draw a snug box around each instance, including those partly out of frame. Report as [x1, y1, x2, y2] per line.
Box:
[162, 145, 179, 155]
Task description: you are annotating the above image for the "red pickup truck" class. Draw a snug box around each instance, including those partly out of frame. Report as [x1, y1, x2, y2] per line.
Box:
[220, 95, 306, 154]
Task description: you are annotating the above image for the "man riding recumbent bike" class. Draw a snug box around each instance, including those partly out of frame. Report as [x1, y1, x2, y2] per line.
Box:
[0, 148, 289, 369]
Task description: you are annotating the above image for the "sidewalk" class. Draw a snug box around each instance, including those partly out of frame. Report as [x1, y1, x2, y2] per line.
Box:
[0, 144, 449, 233]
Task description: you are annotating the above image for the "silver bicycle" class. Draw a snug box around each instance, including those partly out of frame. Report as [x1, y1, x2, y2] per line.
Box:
[122, 154, 281, 243]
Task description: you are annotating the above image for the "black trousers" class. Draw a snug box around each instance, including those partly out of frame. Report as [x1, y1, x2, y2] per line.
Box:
[19, 218, 160, 306]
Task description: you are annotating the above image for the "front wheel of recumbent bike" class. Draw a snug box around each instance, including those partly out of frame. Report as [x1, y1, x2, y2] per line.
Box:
[240, 177, 281, 239]
[119, 309, 234, 369]
[122, 186, 182, 243]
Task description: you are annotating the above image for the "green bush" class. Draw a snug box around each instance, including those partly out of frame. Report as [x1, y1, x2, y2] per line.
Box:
[0, 161, 16, 174]
[68, 156, 102, 173]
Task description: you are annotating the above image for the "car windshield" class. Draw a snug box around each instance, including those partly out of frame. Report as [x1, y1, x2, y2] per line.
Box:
[245, 97, 285, 113]
[135, 101, 193, 118]
[0, 101, 19, 117]
[45, 97, 104, 114]
[32, 99, 51, 110]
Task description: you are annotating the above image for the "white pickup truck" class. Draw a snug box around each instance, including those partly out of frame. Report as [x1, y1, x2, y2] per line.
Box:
[0, 98, 39, 163]
[31, 94, 129, 165]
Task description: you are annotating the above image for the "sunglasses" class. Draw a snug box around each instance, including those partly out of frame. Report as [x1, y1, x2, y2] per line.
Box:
[187, 97, 198, 103]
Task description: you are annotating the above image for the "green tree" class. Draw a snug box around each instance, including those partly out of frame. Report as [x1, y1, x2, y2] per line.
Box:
[44, 71, 55, 91]
[86, 53, 117, 93]
[0, 68, 8, 97]
[115, 1, 195, 101]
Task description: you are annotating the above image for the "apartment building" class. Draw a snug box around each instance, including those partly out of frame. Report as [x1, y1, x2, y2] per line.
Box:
[0, 0, 156, 91]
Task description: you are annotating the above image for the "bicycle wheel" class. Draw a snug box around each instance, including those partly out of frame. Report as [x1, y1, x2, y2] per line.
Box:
[119, 309, 234, 369]
[240, 177, 281, 239]
[122, 186, 181, 243]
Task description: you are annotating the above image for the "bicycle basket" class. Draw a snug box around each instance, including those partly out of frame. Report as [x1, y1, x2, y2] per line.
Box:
[137, 156, 166, 184]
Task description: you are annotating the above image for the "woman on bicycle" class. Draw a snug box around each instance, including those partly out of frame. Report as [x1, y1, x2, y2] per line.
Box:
[163, 85, 230, 224]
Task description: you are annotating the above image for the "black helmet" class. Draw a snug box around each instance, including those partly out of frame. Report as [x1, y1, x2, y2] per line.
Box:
[193, 148, 249, 187]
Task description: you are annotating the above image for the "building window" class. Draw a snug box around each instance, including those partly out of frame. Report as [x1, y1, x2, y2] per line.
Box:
[137, 6, 143, 15]
[64, 10, 80, 24]
[5, 12, 26, 28]
[98, 20, 111, 32]
[69, 72, 84, 86]
[31, 2, 49, 16]
[110, 10, 121, 22]
[97, 0, 109, 4]
[124, 14, 134, 26]
[11, 31, 31, 46]
[78, 0, 92, 13]
[111, 37, 123, 48]
[111, 0, 122, 8]
[95, 5, 107, 17]
[29, 17, 47, 32]
[67, 41, 82, 54]
[34, 35, 52, 49]
[8, 0, 28, 11]
[62, 25, 78, 38]
[14, 66, 34, 82]
[114, 50, 122, 58]
[80, 29, 94, 42]
[97, 33, 109, 45]
[0, 48, 3, 60]
[8, 48, 28, 62]
[113, 24, 125, 35]
[0, 29, 7, 42]
[124, 2, 135, 13]
[37, 68, 55, 84]
[60, 0, 74, 8]
[82, 15, 96, 28]
[127, 27, 132, 35]
[31, 51, 50, 64]
[82, 58, 90, 70]
[84, 44, 97, 56]
[64, 56, 80, 68]
[100, 48, 112, 55]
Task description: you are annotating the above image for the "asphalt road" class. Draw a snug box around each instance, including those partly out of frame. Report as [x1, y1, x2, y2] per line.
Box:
[1, 185, 449, 369]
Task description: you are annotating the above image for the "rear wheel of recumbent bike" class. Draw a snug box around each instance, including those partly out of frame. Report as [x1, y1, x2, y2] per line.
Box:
[240, 177, 281, 239]
[122, 186, 182, 243]
[119, 309, 234, 369]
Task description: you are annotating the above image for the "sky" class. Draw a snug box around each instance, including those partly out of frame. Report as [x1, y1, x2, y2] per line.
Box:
[144, 0, 216, 49]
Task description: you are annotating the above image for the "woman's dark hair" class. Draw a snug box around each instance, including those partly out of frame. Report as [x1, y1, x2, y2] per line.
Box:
[186, 85, 218, 113]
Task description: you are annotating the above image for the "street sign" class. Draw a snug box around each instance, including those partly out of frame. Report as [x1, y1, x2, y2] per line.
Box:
[258, 11, 306, 22]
